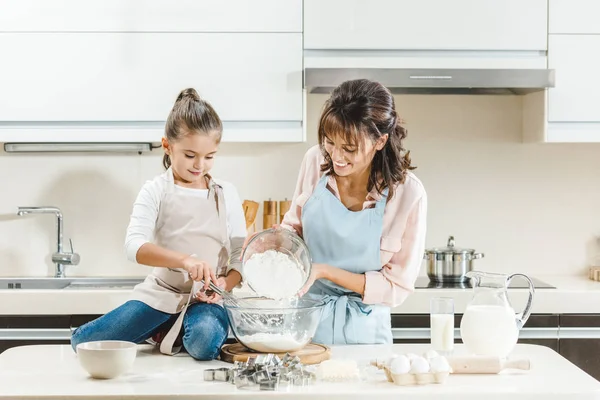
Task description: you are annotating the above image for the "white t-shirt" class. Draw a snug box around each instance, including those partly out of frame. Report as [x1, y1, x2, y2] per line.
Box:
[124, 169, 247, 267]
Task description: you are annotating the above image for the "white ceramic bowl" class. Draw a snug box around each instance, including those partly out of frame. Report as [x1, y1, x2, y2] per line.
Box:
[76, 340, 137, 379]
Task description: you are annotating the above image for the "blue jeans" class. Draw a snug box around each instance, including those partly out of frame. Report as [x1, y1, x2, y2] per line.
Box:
[70, 300, 229, 360]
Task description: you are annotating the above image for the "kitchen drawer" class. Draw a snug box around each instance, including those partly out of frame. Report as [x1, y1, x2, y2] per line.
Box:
[549, 0, 600, 34]
[0, 0, 302, 32]
[560, 314, 600, 328]
[0, 33, 303, 124]
[70, 315, 102, 329]
[548, 35, 600, 123]
[391, 314, 558, 329]
[0, 316, 70, 329]
[518, 339, 559, 353]
[560, 339, 600, 381]
[391, 314, 559, 343]
[304, 0, 547, 51]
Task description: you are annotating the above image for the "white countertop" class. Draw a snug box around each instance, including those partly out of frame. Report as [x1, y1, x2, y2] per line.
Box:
[1, 275, 599, 315]
[0, 343, 598, 399]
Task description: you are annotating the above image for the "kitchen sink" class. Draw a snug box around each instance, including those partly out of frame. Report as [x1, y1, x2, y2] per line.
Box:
[0, 277, 144, 290]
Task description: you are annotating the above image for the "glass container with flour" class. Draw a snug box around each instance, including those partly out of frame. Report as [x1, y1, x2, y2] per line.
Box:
[241, 227, 312, 300]
[460, 271, 535, 358]
[225, 228, 321, 353]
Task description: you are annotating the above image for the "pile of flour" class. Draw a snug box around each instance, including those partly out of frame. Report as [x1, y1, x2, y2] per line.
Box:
[239, 332, 306, 353]
[244, 249, 306, 300]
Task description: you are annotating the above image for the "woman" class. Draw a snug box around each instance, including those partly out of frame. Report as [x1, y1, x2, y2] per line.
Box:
[281, 79, 427, 345]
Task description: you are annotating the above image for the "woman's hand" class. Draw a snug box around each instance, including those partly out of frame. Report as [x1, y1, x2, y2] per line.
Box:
[297, 263, 328, 297]
[182, 255, 216, 290]
[195, 277, 226, 303]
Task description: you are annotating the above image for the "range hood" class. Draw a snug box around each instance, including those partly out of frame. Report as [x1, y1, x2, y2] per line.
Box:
[305, 68, 555, 95]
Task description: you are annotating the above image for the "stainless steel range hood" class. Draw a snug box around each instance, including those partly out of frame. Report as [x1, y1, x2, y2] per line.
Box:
[305, 68, 555, 95]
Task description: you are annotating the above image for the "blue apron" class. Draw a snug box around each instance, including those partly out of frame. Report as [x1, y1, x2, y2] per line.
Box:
[302, 175, 392, 345]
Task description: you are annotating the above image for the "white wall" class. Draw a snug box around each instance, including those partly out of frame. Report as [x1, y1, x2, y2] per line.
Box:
[0, 94, 599, 278]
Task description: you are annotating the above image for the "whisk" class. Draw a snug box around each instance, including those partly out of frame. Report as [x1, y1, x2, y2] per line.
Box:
[198, 280, 264, 327]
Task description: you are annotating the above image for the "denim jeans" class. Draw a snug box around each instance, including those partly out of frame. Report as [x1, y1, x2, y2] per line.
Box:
[70, 300, 229, 360]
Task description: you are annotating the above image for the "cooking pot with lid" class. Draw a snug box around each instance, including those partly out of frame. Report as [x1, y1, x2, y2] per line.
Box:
[424, 235, 484, 283]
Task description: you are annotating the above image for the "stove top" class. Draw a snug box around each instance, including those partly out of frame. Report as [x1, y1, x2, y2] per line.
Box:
[414, 276, 556, 289]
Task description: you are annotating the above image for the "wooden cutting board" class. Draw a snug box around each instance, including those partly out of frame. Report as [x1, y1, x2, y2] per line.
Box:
[220, 342, 330, 365]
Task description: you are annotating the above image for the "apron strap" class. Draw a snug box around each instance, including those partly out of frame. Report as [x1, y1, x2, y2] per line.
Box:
[159, 282, 200, 355]
[320, 293, 372, 344]
[211, 182, 230, 277]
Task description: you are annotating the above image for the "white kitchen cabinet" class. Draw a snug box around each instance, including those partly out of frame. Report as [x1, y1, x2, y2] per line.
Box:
[0, 0, 302, 33]
[548, 35, 600, 123]
[549, 0, 600, 34]
[304, 0, 547, 51]
[523, 35, 600, 143]
[0, 33, 302, 124]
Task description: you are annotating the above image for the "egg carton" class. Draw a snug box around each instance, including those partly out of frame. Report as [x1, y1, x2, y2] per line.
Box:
[370, 351, 452, 386]
[382, 367, 450, 386]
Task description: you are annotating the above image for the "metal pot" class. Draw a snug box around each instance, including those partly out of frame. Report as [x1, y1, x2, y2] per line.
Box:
[424, 235, 484, 283]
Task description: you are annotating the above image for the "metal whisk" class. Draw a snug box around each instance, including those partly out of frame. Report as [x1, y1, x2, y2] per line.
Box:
[198, 280, 264, 327]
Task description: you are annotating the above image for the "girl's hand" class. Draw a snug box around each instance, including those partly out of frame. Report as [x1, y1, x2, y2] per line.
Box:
[195, 277, 226, 303]
[297, 263, 327, 297]
[182, 255, 216, 290]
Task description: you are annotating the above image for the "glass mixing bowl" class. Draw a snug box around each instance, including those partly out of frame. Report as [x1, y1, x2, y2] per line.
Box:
[241, 227, 312, 298]
[225, 297, 324, 353]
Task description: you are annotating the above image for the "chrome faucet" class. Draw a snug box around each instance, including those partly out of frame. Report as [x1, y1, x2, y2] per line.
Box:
[17, 206, 80, 278]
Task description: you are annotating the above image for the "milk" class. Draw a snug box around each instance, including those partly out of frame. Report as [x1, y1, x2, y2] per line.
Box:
[460, 304, 519, 357]
[430, 314, 454, 353]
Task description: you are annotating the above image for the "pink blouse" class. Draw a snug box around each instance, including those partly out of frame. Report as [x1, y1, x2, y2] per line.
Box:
[281, 145, 428, 307]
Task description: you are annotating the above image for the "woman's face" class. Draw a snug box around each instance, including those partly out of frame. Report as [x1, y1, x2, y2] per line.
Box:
[323, 133, 387, 178]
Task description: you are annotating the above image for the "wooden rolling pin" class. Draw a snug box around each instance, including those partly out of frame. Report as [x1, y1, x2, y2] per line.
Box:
[448, 356, 530, 374]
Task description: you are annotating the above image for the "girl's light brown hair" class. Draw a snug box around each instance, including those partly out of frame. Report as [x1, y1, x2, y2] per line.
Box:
[163, 88, 223, 169]
[318, 79, 415, 200]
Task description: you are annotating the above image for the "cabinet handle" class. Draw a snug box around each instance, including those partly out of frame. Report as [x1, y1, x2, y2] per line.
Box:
[0, 328, 72, 341]
[559, 327, 600, 339]
[391, 327, 560, 340]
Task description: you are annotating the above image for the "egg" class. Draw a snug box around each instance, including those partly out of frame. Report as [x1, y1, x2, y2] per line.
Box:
[429, 356, 451, 373]
[409, 356, 430, 374]
[424, 350, 440, 360]
[385, 354, 399, 368]
[389, 355, 411, 374]
[405, 353, 419, 361]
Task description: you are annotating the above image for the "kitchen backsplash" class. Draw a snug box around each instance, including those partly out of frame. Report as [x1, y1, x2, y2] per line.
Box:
[1, 94, 599, 278]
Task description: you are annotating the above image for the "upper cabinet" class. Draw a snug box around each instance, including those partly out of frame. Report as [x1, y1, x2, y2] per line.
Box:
[548, 35, 600, 123]
[0, 0, 304, 144]
[527, 0, 600, 142]
[0, 0, 302, 32]
[0, 33, 302, 123]
[304, 0, 547, 51]
[549, 0, 600, 35]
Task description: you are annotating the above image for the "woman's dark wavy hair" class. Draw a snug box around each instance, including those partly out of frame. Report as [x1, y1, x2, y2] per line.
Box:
[318, 79, 415, 200]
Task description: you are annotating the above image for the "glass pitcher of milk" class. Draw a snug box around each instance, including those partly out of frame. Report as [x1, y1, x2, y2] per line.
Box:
[460, 271, 535, 358]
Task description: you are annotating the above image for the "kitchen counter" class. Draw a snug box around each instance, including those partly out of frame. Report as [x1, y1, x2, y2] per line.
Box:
[0, 343, 598, 399]
[1, 275, 599, 315]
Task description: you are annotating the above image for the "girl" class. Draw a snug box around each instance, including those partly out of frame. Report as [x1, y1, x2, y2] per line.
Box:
[281, 79, 427, 345]
[70, 88, 247, 360]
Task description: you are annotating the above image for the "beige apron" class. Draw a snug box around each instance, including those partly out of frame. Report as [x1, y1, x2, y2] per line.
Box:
[129, 174, 229, 355]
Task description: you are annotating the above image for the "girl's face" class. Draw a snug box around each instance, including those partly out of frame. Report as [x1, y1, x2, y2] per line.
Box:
[323, 133, 387, 178]
[162, 132, 220, 188]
